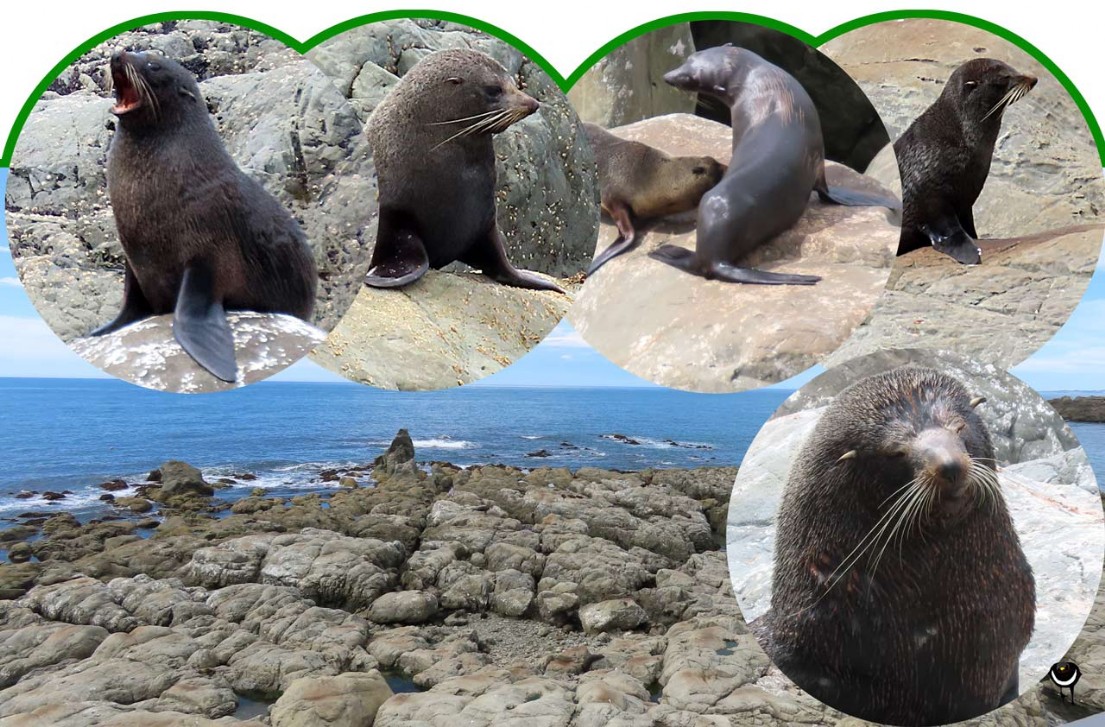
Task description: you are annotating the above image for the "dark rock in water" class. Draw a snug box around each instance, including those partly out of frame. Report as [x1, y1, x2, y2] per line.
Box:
[606, 433, 641, 445]
[560, 442, 578, 450]
[99, 479, 129, 492]
[147, 469, 162, 482]
[99, 494, 115, 502]
[216, 478, 237, 486]
[320, 469, 340, 482]
[1049, 396, 1105, 422]
[375, 428, 418, 477]
[7, 542, 33, 563]
[41, 492, 67, 501]
[14, 491, 35, 499]
[152, 461, 215, 503]
[527, 449, 553, 458]
[233, 472, 258, 481]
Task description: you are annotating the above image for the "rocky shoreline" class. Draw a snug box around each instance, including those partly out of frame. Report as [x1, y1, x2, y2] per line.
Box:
[1, 431, 1102, 725]
[1050, 396, 1105, 423]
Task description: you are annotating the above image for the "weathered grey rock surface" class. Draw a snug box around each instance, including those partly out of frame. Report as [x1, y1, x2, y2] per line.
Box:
[820, 19, 1104, 367]
[569, 114, 899, 392]
[567, 24, 697, 128]
[304, 19, 599, 389]
[69, 313, 325, 393]
[727, 351, 1103, 698]
[5, 21, 375, 349]
[310, 273, 576, 390]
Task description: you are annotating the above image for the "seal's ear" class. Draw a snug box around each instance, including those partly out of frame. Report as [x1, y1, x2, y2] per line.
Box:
[445, 77, 464, 85]
[969, 396, 986, 408]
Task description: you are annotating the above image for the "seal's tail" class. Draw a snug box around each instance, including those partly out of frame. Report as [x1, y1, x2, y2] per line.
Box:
[817, 184, 902, 211]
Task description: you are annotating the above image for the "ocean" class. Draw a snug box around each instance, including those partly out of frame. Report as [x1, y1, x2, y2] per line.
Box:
[0, 378, 785, 520]
[1, 378, 1101, 522]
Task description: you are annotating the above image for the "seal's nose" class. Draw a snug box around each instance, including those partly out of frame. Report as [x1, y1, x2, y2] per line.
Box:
[1022, 75, 1038, 90]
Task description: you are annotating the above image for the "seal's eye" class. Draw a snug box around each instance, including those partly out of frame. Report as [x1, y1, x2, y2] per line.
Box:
[484, 85, 504, 99]
[692, 166, 707, 175]
[147, 61, 161, 72]
[964, 80, 978, 90]
[445, 77, 464, 86]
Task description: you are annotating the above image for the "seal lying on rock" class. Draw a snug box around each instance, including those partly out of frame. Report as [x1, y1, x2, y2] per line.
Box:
[654, 45, 899, 285]
[895, 58, 1037, 264]
[582, 122, 726, 274]
[363, 49, 564, 293]
[765, 366, 1034, 725]
[93, 51, 318, 383]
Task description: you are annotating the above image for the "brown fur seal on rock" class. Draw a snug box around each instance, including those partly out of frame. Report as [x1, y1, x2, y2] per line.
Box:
[364, 49, 563, 293]
[93, 51, 317, 383]
[765, 367, 1034, 725]
[895, 59, 1037, 265]
[582, 122, 726, 274]
[654, 46, 899, 285]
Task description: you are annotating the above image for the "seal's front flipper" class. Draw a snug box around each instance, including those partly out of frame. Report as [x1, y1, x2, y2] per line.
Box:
[817, 184, 902, 211]
[173, 264, 237, 383]
[365, 212, 430, 288]
[998, 668, 1019, 707]
[921, 220, 982, 265]
[90, 263, 153, 336]
[463, 227, 565, 294]
[588, 203, 640, 275]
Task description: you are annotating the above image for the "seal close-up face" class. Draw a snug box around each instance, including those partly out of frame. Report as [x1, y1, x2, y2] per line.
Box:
[766, 367, 1035, 725]
[95, 50, 318, 383]
[649, 45, 898, 286]
[364, 48, 564, 293]
[895, 58, 1038, 265]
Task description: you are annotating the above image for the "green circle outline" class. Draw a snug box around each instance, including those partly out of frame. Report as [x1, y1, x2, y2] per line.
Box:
[2, 8, 1102, 166]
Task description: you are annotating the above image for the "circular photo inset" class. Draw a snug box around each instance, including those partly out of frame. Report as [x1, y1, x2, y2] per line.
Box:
[305, 18, 599, 390]
[4, 19, 375, 392]
[820, 18, 1105, 368]
[727, 349, 1104, 724]
[567, 20, 901, 392]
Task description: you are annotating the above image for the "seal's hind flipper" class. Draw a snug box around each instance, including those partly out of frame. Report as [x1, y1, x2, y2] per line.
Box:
[589, 202, 640, 275]
[708, 261, 820, 285]
[921, 220, 982, 265]
[173, 264, 237, 383]
[649, 245, 819, 285]
[90, 263, 153, 336]
[817, 185, 901, 211]
[463, 226, 565, 294]
[365, 213, 430, 288]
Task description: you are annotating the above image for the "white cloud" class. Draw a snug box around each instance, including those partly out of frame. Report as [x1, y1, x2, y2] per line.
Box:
[0, 245, 10, 255]
[0, 314, 103, 377]
[0, 276, 22, 287]
[539, 321, 591, 349]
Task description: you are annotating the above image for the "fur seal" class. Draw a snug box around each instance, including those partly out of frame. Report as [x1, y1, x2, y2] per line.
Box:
[364, 49, 563, 293]
[653, 46, 899, 285]
[582, 122, 726, 274]
[765, 367, 1034, 725]
[93, 51, 317, 383]
[895, 59, 1037, 264]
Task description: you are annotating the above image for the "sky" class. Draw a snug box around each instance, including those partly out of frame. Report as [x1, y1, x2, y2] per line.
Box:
[0, 2, 1103, 394]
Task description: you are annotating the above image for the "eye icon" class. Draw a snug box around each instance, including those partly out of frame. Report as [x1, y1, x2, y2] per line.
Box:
[1049, 661, 1082, 704]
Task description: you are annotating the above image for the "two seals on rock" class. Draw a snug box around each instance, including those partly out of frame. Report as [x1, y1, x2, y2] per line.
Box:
[583, 122, 726, 274]
[895, 58, 1037, 264]
[364, 49, 563, 293]
[648, 45, 898, 285]
[93, 51, 317, 383]
[765, 366, 1034, 725]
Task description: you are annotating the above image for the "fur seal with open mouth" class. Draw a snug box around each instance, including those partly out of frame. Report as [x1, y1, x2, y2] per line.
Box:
[895, 58, 1037, 265]
[93, 50, 317, 383]
[653, 45, 899, 286]
[582, 122, 726, 274]
[363, 49, 563, 293]
[764, 366, 1035, 725]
